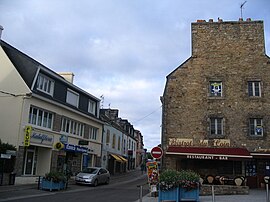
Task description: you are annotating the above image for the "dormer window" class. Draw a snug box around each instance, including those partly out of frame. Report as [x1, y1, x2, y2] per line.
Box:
[37, 74, 54, 96]
[88, 100, 96, 115]
[66, 88, 79, 107]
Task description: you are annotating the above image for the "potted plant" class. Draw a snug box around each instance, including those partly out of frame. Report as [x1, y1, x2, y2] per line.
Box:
[41, 171, 67, 191]
[178, 170, 200, 201]
[158, 169, 200, 202]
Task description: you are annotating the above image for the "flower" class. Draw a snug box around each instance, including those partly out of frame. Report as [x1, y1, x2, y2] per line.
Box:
[159, 169, 200, 191]
[44, 171, 67, 183]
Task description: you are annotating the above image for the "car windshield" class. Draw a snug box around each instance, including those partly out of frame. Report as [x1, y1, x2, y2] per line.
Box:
[82, 168, 98, 174]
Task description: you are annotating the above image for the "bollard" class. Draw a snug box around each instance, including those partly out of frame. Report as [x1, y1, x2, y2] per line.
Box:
[211, 185, 215, 202]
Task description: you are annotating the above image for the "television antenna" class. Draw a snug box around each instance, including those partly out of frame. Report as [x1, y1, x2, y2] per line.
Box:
[240, 1, 247, 19]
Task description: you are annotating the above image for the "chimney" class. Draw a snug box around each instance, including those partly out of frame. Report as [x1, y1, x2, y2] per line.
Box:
[0, 25, 4, 39]
[58, 72, 74, 83]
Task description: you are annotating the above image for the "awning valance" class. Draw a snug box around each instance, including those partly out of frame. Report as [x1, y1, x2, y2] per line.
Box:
[166, 146, 252, 160]
[110, 154, 123, 162]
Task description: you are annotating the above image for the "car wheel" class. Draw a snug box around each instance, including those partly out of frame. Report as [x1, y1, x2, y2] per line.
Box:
[93, 179, 98, 187]
[105, 178, 110, 185]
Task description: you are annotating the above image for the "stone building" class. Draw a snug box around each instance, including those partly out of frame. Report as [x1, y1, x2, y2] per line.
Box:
[161, 18, 270, 188]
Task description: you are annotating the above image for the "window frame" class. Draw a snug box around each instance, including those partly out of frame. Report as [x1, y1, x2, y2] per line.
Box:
[28, 106, 54, 129]
[248, 81, 261, 97]
[61, 117, 84, 137]
[249, 118, 263, 137]
[209, 81, 223, 97]
[66, 88, 79, 107]
[210, 117, 224, 136]
[88, 100, 96, 115]
[36, 74, 54, 96]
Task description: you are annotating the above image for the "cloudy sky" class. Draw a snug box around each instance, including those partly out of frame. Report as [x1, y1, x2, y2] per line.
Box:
[0, 0, 269, 151]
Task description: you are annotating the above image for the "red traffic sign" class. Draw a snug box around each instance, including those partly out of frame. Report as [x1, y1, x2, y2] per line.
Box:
[151, 146, 163, 159]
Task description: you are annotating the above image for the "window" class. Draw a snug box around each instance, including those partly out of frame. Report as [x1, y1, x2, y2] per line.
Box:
[61, 117, 84, 136]
[118, 136, 121, 151]
[66, 89, 79, 107]
[28, 106, 53, 129]
[112, 134, 116, 149]
[250, 118, 263, 136]
[106, 130, 110, 144]
[210, 118, 224, 135]
[36, 74, 54, 95]
[88, 100, 96, 115]
[248, 81, 261, 97]
[209, 81, 222, 97]
[89, 127, 98, 140]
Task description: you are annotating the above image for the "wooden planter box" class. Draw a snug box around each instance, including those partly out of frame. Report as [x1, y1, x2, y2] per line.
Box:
[158, 187, 200, 202]
[179, 187, 200, 201]
[158, 187, 179, 202]
[41, 178, 66, 191]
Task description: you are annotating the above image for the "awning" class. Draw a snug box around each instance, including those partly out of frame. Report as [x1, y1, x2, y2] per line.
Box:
[118, 155, 128, 162]
[167, 146, 252, 160]
[110, 154, 124, 162]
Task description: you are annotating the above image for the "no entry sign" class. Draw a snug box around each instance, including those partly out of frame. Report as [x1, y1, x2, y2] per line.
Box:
[151, 146, 163, 159]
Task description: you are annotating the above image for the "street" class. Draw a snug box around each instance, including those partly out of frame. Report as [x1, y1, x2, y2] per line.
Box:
[0, 172, 149, 202]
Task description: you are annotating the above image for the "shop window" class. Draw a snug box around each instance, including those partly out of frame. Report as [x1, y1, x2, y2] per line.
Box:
[249, 118, 263, 136]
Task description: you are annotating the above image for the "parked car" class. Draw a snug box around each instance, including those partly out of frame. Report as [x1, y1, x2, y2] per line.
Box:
[75, 167, 110, 186]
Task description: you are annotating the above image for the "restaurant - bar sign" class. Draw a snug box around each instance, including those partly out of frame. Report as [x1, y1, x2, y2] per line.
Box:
[187, 155, 228, 160]
[168, 138, 193, 146]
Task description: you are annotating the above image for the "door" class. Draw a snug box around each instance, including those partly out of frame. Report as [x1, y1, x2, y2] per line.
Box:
[24, 150, 35, 175]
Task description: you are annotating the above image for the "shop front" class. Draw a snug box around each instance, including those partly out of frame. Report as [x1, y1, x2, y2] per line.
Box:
[165, 146, 252, 186]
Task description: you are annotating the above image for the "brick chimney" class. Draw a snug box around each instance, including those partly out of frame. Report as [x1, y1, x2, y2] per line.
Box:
[191, 19, 265, 58]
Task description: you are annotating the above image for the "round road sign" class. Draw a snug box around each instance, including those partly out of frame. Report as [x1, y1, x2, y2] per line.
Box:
[151, 146, 163, 159]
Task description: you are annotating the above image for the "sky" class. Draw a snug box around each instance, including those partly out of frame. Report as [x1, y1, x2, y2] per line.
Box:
[0, 0, 269, 151]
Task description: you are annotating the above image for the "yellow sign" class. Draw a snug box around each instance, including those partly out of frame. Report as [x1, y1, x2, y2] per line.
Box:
[213, 139, 230, 147]
[168, 138, 193, 146]
[54, 142, 64, 150]
[24, 126, 32, 147]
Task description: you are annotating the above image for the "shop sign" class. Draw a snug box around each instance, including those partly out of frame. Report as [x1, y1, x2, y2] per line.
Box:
[187, 155, 228, 160]
[168, 138, 193, 146]
[213, 139, 230, 147]
[24, 126, 32, 147]
[60, 135, 68, 143]
[64, 143, 88, 153]
[31, 132, 54, 146]
[0, 154, 11, 159]
[199, 140, 208, 146]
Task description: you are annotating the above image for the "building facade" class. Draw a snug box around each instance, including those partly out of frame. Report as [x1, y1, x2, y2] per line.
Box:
[0, 40, 103, 183]
[100, 109, 138, 174]
[161, 19, 270, 188]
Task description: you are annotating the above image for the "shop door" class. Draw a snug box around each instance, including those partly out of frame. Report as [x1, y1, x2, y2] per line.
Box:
[24, 150, 34, 175]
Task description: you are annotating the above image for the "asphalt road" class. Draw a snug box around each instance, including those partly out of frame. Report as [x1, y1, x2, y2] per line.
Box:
[0, 173, 149, 202]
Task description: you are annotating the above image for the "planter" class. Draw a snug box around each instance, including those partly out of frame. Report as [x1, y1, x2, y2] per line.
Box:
[41, 178, 66, 191]
[179, 187, 200, 202]
[158, 187, 179, 202]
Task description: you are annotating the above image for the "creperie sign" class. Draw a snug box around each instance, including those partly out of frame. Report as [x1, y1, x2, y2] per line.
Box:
[168, 138, 193, 146]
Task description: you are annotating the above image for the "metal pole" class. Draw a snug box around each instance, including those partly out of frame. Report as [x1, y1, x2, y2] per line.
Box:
[211, 185, 215, 202]
[138, 185, 143, 202]
[266, 183, 269, 202]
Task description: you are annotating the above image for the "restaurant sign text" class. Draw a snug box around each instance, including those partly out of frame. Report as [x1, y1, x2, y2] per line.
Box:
[187, 155, 228, 160]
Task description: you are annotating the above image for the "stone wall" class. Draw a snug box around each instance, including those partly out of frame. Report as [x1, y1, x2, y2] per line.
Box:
[200, 185, 249, 195]
[162, 19, 270, 156]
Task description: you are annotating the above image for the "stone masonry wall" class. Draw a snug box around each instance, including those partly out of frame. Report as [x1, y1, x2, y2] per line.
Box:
[162, 19, 270, 157]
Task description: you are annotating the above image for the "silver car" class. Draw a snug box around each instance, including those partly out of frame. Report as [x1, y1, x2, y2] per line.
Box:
[75, 167, 110, 186]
